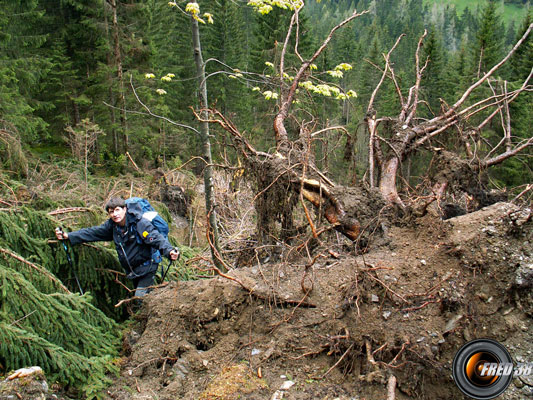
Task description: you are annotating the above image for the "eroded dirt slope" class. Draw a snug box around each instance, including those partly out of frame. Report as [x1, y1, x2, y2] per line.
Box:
[107, 202, 532, 400]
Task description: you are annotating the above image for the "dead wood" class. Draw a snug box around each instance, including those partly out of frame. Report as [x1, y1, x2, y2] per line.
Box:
[48, 207, 92, 215]
[199, 110, 386, 244]
[366, 24, 532, 208]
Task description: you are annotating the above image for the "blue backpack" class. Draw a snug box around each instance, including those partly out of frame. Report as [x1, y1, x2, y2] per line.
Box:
[125, 197, 170, 262]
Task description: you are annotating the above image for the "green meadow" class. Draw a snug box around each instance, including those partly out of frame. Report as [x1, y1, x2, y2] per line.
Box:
[425, 0, 530, 25]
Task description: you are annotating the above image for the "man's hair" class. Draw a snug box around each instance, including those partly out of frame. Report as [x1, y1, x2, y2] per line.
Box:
[105, 197, 126, 212]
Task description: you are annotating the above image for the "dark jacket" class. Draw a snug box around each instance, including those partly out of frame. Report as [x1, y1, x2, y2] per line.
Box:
[68, 202, 174, 278]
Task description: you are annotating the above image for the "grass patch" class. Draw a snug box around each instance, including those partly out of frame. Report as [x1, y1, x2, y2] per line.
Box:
[425, 0, 529, 25]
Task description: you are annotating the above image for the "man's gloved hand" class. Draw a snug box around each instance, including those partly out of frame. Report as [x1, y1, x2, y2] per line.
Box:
[55, 227, 69, 240]
[169, 248, 180, 261]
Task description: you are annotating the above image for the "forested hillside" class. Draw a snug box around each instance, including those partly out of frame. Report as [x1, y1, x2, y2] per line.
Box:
[1, 0, 532, 398]
[1, 0, 531, 187]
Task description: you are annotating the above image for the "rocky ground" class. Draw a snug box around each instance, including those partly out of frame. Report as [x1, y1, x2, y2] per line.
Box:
[106, 202, 532, 400]
[3, 202, 531, 400]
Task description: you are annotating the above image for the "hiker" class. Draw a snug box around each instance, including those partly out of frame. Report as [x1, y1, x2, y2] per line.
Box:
[55, 197, 179, 298]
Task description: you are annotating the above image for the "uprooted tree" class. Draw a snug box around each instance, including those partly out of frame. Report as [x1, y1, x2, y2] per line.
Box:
[201, 2, 532, 249]
[365, 26, 533, 212]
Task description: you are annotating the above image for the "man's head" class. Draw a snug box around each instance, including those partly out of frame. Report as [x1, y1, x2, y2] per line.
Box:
[105, 197, 127, 226]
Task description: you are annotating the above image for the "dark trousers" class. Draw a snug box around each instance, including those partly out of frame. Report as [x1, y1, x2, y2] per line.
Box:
[132, 270, 157, 297]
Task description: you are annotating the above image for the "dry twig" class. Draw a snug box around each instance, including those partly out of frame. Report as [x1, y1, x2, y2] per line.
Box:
[321, 343, 354, 379]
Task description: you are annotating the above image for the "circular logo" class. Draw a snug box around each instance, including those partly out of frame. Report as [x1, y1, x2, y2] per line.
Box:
[452, 339, 513, 399]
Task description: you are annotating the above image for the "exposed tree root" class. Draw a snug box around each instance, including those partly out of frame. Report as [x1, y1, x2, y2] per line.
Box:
[387, 375, 397, 400]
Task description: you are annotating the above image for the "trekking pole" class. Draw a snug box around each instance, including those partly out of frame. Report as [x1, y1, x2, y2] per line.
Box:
[161, 248, 180, 283]
[57, 227, 84, 295]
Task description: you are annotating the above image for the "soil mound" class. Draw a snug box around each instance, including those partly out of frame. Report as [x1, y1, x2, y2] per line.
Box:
[107, 202, 532, 400]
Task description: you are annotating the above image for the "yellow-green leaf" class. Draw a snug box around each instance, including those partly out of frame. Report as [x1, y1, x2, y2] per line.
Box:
[335, 63, 352, 71]
[203, 13, 214, 24]
[326, 70, 343, 78]
[263, 90, 278, 100]
[185, 2, 200, 15]
[347, 90, 357, 98]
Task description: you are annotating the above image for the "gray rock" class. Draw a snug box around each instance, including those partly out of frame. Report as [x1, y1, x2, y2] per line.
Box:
[444, 314, 463, 334]
[515, 263, 533, 288]
[172, 359, 190, 380]
[279, 380, 295, 390]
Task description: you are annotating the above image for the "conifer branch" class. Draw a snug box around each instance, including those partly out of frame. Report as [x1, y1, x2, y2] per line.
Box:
[0, 247, 70, 293]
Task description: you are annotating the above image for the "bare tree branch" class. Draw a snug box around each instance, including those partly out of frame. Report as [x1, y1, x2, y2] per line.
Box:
[116, 75, 201, 135]
[279, 4, 301, 82]
[413, 71, 531, 151]
[310, 126, 349, 138]
[483, 137, 533, 168]
[274, 9, 368, 146]
[367, 34, 405, 114]
[478, 68, 533, 133]
[439, 22, 532, 121]
[503, 81, 512, 152]
[404, 30, 428, 125]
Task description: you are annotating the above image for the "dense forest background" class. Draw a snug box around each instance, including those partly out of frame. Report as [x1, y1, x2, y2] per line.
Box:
[1, 0, 532, 188]
[1, 0, 532, 398]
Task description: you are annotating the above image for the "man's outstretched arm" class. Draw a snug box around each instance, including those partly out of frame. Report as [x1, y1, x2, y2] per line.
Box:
[58, 220, 114, 245]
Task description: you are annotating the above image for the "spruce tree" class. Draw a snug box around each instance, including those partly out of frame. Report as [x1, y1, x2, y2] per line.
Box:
[358, 32, 382, 107]
[497, 11, 533, 187]
[470, 1, 505, 78]
[0, 208, 128, 317]
[35, 39, 78, 135]
[203, 0, 250, 123]
[0, 208, 123, 396]
[460, 6, 478, 44]
[505, 20, 517, 48]
[44, 0, 108, 123]
[0, 0, 49, 141]
[141, 0, 199, 165]
[510, 12, 533, 80]
[443, 5, 460, 52]
[250, 7, 293, 73]
[420, 27, 446, 117]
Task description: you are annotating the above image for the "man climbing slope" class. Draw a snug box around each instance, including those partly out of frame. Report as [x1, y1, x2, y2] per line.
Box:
[55, 197, 179, 298]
